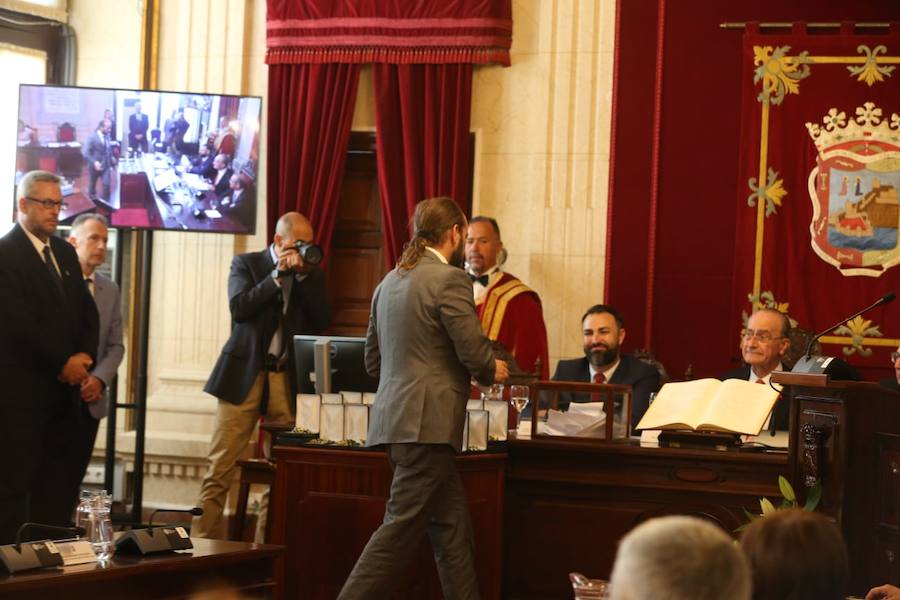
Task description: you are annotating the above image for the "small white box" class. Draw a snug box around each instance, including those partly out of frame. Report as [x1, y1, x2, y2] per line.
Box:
[362, 392, 376, 406]
[344, 404, 369, 443]
[466, 398, 484, 412]
[485, 400, 508, 441]
[321, 393, 343, 405]
[466, 410, 489, 452]
[340, 391, 363, 404]
[296, 394, 321, 434]
[320, 404, 345, 442]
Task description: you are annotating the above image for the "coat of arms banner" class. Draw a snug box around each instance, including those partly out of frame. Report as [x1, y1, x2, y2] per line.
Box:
[734, 25, 900, 366]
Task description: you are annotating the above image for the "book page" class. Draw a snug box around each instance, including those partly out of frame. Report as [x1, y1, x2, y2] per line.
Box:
[635, 378, 721, 430]
[698, 379, 779, 435]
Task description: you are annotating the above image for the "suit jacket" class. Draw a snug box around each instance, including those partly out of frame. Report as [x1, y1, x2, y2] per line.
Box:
[211, 168, 233, 197]
[83, 131, 112, 168]
[188, 154, 214, 176]
[879, 377, 900, 392]
[366, 252, 496, 452]
[0, 223, 99, 401]
[128, 113, 149, 137]
[204, 248, 329, 405]
[551, 354, 660, 430]
[88, 272, 124, 419]
[719, 365, 790, 431]
[221, 186, 255, 232]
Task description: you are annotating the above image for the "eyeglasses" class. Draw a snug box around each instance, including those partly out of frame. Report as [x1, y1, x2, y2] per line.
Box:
[891, 352, 900, 362]
[26, 197, 68, 211]
[741, 329, 785, 343]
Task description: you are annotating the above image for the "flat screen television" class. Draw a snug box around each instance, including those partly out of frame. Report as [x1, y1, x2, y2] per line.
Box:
[15, 84, 262, 234]
[293, 335, 379, 395]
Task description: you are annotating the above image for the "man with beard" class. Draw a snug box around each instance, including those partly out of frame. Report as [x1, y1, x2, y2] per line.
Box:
[338, 197, 508, 600]
[552, 304, 659, 432]
[465, 216, 549, 378]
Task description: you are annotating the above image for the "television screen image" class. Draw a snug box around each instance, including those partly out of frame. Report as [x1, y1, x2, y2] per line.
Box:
[15, 84, 262, 234]
[293, 335, 379, 395]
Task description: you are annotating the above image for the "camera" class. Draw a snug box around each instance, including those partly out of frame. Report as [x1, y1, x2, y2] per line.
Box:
[294, 241, 323, 266]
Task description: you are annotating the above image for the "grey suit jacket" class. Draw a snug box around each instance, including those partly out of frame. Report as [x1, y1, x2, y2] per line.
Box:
[88, 271, 124, 419]
[365, 251, 496, 452]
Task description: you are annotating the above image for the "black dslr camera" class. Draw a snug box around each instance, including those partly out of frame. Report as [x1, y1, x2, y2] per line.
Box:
[295, 241, 323, 266]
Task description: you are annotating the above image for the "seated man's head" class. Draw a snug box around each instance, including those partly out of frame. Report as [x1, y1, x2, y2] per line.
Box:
[581, 305, 625, 370]
[465, 216, 502, 276]
[892, 345, 900, 385]
[228, 174, 245, 192]
[741, 509, 848, 600]
[213, 154, 228, 171]
[609, 515, 751, 600]
[742, 309, 791, 378]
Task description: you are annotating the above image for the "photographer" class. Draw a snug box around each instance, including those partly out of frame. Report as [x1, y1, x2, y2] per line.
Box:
[193, 212, 328, 541]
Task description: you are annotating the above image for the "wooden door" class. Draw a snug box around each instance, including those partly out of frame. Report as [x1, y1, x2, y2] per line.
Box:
[326, 133, 385, 336]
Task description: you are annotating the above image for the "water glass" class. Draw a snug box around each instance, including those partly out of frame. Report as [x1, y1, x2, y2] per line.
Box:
[570, 572, 610, 599]
[509, 384, 529, 430]
[87, 491, 115, 561]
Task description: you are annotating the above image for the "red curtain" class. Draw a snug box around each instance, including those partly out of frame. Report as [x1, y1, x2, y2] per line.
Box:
[266, 63, 360, 255]
[732, 26, 900, 376]
[373, 63, 474, 266]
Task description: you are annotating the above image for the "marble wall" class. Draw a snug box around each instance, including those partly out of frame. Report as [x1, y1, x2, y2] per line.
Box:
[71, 0, 617, 510]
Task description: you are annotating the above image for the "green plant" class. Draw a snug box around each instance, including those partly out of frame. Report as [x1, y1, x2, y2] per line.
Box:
[737, 476, 822, 531]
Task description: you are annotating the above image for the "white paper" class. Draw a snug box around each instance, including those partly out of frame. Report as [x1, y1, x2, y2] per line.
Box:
[344, 404, 369, 443]
[205, 209, 222, 219]
[320, 404, 345, 442]
[543, 409, 606, 437]
[296, 394, 321, 433]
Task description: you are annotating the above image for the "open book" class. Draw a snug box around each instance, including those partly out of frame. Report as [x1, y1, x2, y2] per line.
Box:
[635, 378, 779, 435]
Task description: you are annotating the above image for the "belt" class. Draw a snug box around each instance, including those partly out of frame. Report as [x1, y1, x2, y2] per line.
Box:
[264, 354, 287, 373]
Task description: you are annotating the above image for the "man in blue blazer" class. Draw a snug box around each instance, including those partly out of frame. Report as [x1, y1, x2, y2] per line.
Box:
[552, 304, 660, 433]
[0, 171, 99, 543]
[68, 214, 124, 496]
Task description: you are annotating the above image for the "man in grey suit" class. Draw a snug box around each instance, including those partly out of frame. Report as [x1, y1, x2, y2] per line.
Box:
[67, 214, 124, 504]
[338, 197, 509, 600]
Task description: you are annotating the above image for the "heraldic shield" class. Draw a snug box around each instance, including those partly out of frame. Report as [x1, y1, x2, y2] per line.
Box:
[806, 102, 900, 277]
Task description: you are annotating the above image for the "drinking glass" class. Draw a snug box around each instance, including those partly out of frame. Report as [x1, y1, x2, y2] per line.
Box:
[570, 572, 610, 599]
[509, 384, 529, 431]
[88, 491, 115, 561]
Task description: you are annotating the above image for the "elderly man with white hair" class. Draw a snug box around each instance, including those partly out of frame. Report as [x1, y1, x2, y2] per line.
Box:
[608, 515, 751, 600]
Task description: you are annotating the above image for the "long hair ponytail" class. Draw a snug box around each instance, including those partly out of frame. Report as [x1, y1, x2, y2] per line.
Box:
[396, 197, 464, 274]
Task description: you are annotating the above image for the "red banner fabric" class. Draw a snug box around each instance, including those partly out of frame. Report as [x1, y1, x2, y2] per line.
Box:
[266, 63, 360, 256]
[734, 28, 900, 371]
[266, 0, 512, 65]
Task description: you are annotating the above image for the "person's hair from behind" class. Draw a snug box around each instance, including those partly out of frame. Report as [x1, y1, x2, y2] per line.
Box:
[609, 515, 751, 600]
[396, 196, 465, 272]
[740, 508, 848, 600]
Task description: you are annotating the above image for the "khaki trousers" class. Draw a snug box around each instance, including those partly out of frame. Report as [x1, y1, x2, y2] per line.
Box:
[192, 370, 293, 541]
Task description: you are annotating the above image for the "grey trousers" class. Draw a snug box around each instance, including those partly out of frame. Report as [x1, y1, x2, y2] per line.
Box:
[337, 443, 480, 600]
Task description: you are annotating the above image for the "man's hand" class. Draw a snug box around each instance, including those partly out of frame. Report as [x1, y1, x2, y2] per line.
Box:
[59, 352, 93, 385]
[80, 375, 104, 403]
[276, 245, 314, 276]
[867, 584, 900, 600]
[94, 161, 102, 171]
[494, 359, 510, 383]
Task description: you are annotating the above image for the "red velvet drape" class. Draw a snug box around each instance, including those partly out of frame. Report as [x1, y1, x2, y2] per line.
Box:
[373, 63, 474, 267]
[266, 63, 360, 255]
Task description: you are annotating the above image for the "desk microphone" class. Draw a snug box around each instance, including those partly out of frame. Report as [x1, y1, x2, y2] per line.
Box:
[14, 523, 85, 548]
[148, 507, 203, 529]
[791, 292, 893, 378]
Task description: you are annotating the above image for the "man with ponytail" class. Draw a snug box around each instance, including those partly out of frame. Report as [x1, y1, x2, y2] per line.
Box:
[338, 197, 509, 600]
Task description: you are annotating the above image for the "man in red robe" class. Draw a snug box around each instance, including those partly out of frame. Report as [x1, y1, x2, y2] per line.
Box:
[465, 216, 549, 379]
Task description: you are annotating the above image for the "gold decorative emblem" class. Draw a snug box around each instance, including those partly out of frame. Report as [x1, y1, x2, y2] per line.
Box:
[848, 45, 896, 87]
[747, 168, 788, 217]
[832, 315, 883, 356]
[753, 46, 811, 105]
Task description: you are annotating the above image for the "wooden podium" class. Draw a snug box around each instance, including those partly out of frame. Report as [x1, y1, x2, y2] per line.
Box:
[775, 372, 900, 594]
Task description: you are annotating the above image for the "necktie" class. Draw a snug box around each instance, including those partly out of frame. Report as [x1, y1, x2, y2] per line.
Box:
[43, 245, 64, 297]
[85, 277, 95, 297]
[591, 372, 606, 404]
[469, 273, 489, 286]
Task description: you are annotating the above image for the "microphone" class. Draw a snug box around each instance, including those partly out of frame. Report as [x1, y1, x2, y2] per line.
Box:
[792, 292, 895, 377]
[148, 507, 202, 529]
[14, 523, 86, 548]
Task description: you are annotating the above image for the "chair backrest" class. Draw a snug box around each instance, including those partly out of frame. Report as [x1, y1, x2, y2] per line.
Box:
[58, 122, 76, 142]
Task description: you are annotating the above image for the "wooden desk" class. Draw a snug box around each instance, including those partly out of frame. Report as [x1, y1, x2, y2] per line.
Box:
[270, 445, 506, 600]
[271, 440, 784, 600]
[0, 538, 282, 600]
